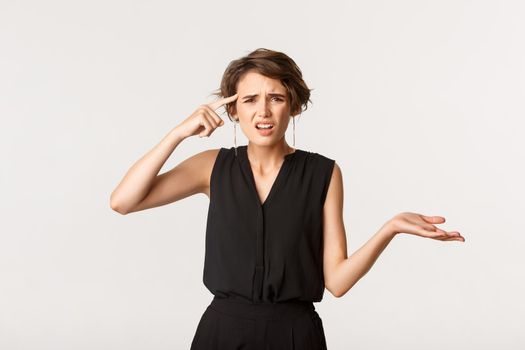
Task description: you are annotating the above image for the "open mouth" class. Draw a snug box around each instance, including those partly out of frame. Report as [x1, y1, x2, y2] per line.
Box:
[255, 123, 274, 130]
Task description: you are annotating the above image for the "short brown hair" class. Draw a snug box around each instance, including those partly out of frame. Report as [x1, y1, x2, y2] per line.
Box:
[211, 48, 313, 122]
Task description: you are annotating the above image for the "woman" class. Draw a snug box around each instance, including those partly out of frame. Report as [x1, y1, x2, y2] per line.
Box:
[110, 48, 465, 349]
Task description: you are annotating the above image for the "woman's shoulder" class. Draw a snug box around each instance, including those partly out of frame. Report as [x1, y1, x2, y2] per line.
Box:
[302, 148, 336, 164]
[217, 146, 336, 165]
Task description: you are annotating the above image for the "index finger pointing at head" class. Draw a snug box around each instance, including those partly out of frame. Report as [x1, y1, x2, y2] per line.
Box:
[208, 93, 238, 111]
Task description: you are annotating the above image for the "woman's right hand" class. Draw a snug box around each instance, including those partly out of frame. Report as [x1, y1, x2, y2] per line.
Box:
[176, 93, 238, 139]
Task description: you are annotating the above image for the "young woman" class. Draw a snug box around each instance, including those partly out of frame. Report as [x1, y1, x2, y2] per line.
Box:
[110, 48, 465, 350]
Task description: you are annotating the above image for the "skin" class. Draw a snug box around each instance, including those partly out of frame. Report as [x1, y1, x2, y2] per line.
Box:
[110, 70, 465, 299]
[230, 70, 300, 204]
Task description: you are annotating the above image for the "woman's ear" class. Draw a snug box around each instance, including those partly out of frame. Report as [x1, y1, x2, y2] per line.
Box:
[226, 103, 237, 119]
[290, 106, 300, 117]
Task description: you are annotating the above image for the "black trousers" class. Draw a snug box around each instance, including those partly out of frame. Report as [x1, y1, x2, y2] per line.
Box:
[190, 296, 328, 350]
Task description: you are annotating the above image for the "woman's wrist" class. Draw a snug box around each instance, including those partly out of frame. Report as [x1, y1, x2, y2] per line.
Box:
[169, 125, 190, 143]
[379, 221, 398, 240]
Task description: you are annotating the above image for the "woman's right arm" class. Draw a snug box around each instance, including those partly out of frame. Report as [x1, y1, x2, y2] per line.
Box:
[109, 93, 238, 215]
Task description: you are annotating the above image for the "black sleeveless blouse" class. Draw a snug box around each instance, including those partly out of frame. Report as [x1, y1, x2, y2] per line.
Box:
[202, 145, 336, 304]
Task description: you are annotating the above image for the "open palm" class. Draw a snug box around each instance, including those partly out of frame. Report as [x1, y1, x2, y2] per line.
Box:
[387, 212, 465, 242]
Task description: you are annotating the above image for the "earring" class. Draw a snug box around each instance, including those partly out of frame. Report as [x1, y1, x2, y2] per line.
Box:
[292, 115, 295, 148]
[233, 118, 238, 157]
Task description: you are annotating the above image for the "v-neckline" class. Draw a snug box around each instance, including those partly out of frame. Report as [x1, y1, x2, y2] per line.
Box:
[238, 145, 299, 207]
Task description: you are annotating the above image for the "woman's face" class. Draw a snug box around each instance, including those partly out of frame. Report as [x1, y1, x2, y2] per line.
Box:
[232, 70, 293, 146]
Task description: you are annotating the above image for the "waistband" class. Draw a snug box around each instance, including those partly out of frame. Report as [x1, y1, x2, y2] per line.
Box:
[208, 295, 315, 321]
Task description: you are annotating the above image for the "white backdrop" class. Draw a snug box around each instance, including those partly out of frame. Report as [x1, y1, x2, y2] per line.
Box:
[1, 0, 524, 349]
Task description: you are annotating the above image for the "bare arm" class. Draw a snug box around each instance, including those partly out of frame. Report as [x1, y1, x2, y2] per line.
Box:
[322, 163, 394, 298]
[109, 126, 218, 215]
[109, 94, 238, 215]
[322, 163, 465, 298]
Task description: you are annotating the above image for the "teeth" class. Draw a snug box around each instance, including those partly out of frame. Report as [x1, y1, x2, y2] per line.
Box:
[256, 124, 274, 129]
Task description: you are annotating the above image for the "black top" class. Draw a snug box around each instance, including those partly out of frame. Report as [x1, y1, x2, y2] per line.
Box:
[202, 145, 336, 304]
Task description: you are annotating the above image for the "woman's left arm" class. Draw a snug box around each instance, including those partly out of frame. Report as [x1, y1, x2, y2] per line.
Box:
[322, 163, 465, 298]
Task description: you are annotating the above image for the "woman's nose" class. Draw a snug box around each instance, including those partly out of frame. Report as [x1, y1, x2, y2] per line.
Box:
[256, 99, 270, 116]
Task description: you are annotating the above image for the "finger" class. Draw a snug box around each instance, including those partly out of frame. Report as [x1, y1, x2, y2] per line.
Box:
[201, 111, 223, 137]
[405, 223, 437, 238]
[202, 105, 225, 126]
[198, 116, 213, 137]
[421, 215, 446, 224]
[418, 225, 454, 240]
[441, 235, 466, 242]
[431, 232, 449, 240]
[208, 93, 238, 111]
[435, 227, 462, 237]
[406, 217, 437, 232]
[201, 108, 219, 129]
[435, 228, 456, 236]
[434, 230, 463, 241]
[422, 224, 438, 232]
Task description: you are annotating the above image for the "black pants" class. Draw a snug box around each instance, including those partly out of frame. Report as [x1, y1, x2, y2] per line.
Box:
[190, 296, 328, 350]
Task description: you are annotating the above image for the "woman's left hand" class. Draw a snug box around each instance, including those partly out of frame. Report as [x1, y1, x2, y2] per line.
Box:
[385, 212, 465, 242]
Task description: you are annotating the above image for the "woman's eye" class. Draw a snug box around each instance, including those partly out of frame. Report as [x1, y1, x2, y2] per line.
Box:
[244, 97, 283, 103]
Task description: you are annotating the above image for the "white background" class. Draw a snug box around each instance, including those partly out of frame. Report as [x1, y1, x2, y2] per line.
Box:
[1, 0, 524, 349]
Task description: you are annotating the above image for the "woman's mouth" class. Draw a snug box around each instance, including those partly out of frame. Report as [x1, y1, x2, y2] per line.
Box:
[255, 123, 275, 136]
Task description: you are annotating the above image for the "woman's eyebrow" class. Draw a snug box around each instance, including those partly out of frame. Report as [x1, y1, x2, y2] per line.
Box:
[241, 93, 286, 99]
